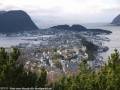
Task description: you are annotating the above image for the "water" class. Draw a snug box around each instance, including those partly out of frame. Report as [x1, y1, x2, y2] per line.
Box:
[0, 33, 54, 47]
[83, 23, 120, 60]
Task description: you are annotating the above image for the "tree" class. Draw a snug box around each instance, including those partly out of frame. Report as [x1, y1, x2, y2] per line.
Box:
[0, 48, 38, 88]
[53, 49, 120, 90]
[0, 48, 9, 86]
[37, 67, 47, 88]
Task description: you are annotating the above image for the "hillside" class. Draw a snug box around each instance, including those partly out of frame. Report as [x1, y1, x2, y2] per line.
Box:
[50, 24, 112, 34]
[111, 14, 120, 25]
[0, 10, 38, 32]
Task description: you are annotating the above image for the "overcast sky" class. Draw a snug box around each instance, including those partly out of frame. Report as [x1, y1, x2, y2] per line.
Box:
[0, 0, 120, 28]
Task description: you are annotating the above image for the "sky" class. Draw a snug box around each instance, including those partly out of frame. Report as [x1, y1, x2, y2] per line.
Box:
[0, 0, 120, 28]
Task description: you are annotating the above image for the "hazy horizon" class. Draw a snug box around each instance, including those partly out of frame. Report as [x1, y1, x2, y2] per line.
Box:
[0, 0, 120, 28]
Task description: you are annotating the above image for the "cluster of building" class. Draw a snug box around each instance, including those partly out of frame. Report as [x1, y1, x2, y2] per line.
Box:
[19, 33, 88, 82]
[17, 30, 106, 81]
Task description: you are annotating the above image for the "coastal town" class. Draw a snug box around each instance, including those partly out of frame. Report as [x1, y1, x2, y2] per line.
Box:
[8, 27, 110, 82]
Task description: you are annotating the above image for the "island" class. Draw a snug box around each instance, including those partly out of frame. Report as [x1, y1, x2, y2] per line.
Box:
[0, 10, 38, 32]
[111, 14, 120, 25]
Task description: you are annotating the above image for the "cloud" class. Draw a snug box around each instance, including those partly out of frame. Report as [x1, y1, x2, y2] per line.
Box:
[0, 0, 120, 28]
[0, 0, 119, 15]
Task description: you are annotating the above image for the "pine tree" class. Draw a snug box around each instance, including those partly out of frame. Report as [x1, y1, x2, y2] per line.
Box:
[37, 67, 47, 88]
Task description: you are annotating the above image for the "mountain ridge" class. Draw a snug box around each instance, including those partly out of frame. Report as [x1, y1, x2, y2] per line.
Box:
[50, 24, 112, 34]
[0, 10, 38, 32]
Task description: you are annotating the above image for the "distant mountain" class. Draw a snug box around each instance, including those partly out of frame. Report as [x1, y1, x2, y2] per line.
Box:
[0, 10, 38, 32]
[50, 24, 112, 34]
[111, 14, 120, 25]
[51, 24, 70, 30]
[71, 24, 87, 31]
[51, 24, 87, 31]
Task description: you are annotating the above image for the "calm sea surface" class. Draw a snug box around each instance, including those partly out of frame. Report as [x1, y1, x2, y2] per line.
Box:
[83, 23, 120, 60]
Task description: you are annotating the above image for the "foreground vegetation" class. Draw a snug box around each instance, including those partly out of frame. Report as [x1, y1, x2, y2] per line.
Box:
[0, 48, 47, 88]
[0, 47, 120, 90]
[53, 49, 120, 90]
